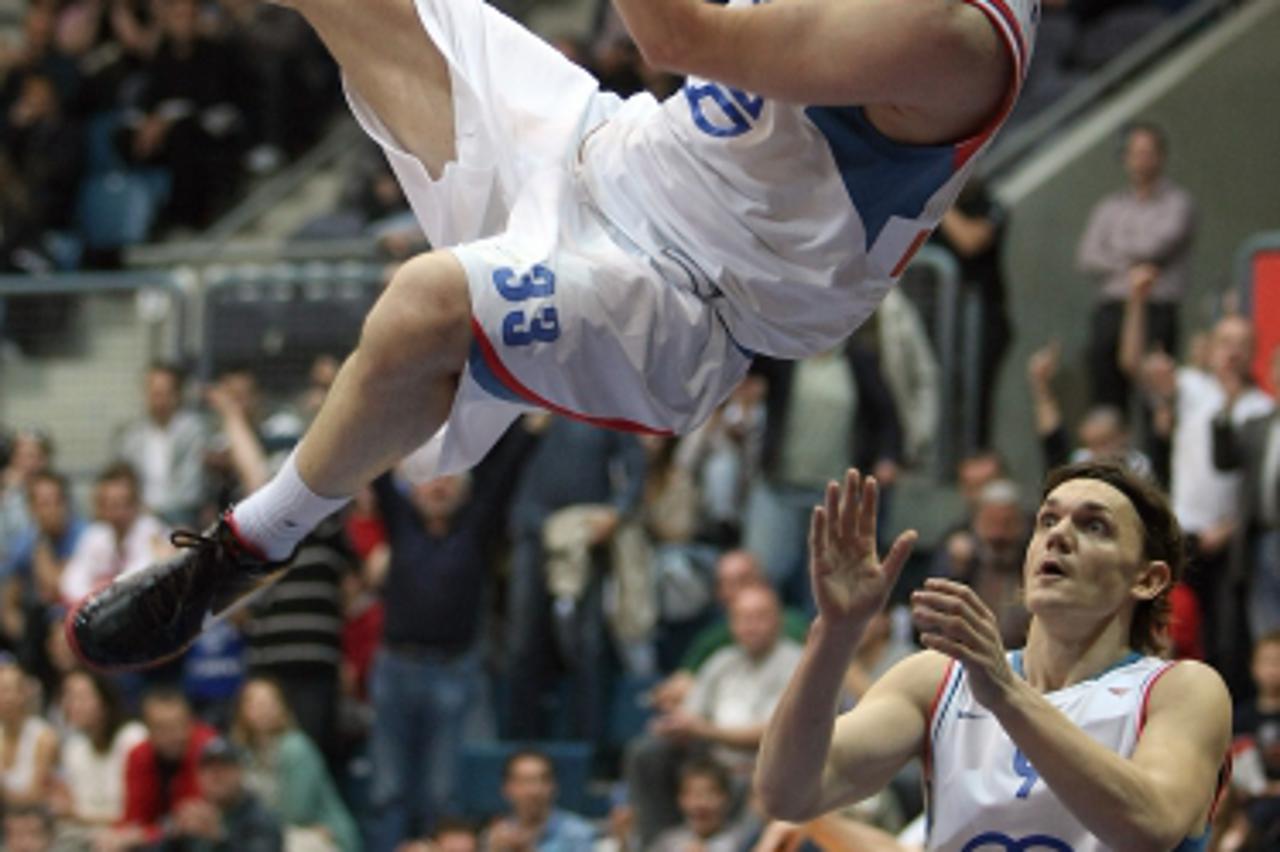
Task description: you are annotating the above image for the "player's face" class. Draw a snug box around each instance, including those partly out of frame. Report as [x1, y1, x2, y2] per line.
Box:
[1023, 479, 1154, 630]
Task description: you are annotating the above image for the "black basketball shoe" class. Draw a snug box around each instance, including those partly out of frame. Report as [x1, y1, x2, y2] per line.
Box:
[65, 515, 290, 671]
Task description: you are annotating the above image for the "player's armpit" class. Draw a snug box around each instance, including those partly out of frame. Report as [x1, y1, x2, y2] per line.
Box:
[1128, 661, 1232, 842]
[818, 650, 949, 812]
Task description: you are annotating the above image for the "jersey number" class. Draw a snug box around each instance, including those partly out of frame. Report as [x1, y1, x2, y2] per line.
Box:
[492, 264, 560, 347]
[684, 82, 765, 138]
[1011, 747, 1041, 798]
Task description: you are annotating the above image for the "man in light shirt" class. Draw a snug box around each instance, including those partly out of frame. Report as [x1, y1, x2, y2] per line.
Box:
[60, 463, 169, 605]
[1078, 121, 1195, 413]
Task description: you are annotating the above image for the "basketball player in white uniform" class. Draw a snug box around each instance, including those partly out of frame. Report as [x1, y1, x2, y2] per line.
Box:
[756, 461, 1231, 852]
[68, 0, 1039, 669]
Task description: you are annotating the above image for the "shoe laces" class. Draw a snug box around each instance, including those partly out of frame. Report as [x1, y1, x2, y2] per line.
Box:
[171, 529, 218, 551]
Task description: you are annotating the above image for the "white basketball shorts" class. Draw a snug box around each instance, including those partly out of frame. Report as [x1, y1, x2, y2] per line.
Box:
[346, 0, 752, 481]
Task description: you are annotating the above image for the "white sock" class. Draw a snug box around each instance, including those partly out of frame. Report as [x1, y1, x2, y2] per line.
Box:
[229, 452, 350, 561]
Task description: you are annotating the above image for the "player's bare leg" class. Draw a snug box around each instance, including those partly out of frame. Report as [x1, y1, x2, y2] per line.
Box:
[66, 0, 479, 670]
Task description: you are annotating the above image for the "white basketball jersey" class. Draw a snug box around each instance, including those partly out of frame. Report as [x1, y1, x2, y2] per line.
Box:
[581, 0, 1040, 359]
[925, 652, 1214, 852]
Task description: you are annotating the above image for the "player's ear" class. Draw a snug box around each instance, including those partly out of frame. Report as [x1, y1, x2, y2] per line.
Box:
[1131, 559, 1171, 603]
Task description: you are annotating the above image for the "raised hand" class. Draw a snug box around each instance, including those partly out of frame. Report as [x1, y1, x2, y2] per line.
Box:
[911, 578, 1016, 709]
[809, 469, 916, 628]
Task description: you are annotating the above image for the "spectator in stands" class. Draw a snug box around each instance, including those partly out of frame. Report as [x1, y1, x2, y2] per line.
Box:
[58, 461, 169, 605]
[100, 687, 217, 850]
[626, 583, 802, 846]
[1079, 121, 1195, 414]
[842, 608, 917, 707]
[180, 619, 247, 729]
[0, 4, 80, 111]
[113, 362, 208, 526]
[672, 375, 766, 549]
[649, 550, 809, 715]
[932, 480, 1032, 648]
[1229, 630, 1280, 849]
[747, 344, 903, 604]
[1212, 343, 1280, 642]
[214, 0, 335, 172]
[0, 429, 52, 569]
[205, 373, 348, 767]
[365, 426, 532, 850]
[867, 290, 941, 470]
[932, 177, 1010, 449]
[0, 660, 57, 808]
[2, 803, 56, 852]
[52, 669, 147, 829]
[506, 416, 646, 742]
[400, 817, 481, 852]
[484, 749, 596, 852]
[120, 0, 249, 230]
[0, 71, 83, 273]
[230, 676, 359, 852]
[649, 758, 751, 852]
[166, 735, 283, 852]
[0, 471, 84, 680]
[1124, 298, 1273, 692]
[1026, 340, 1154, 479]
[0, 469, 82, 589]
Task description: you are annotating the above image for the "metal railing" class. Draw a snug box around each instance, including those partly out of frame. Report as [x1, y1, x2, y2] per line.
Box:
[982, 0, 1242, 179]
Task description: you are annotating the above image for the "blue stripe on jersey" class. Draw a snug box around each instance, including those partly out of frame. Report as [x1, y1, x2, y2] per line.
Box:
[803, 106, 957, 247]
[467, 339, 524, 403]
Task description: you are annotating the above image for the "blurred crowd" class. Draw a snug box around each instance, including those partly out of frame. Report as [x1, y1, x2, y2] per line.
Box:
[0, 0, 339, 271]
[0, 0, 1274, 851]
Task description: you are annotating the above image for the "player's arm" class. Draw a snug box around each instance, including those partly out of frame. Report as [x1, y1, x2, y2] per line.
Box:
[998, 661, 1229, 850]
[755, 470, 924, 820]
[612, 0, 1010, 121]
[914, 580, 1231, 851]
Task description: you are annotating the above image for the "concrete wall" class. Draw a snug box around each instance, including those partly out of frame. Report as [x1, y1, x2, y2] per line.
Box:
[990, 0, 1280, 487]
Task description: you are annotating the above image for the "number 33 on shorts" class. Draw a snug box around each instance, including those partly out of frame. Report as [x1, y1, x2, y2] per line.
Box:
[493, 264, 561, 347]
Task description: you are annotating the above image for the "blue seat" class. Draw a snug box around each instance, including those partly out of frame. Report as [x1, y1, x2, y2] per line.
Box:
[456, 741, 594, 820]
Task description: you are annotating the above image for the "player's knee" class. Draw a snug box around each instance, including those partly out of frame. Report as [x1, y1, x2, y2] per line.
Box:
[359, 253, 471, 378]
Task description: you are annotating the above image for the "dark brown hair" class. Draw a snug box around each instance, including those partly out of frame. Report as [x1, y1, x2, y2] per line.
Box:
[1041, 460, 1185, 655]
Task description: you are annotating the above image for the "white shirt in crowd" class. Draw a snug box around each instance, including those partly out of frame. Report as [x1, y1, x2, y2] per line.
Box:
[60, 721, 147, 823]
[1172, 368, 1274, 534]
[59, 514, 170, 604]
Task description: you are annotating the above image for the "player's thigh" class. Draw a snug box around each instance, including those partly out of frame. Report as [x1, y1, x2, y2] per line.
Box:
[290, 0, 455, 175]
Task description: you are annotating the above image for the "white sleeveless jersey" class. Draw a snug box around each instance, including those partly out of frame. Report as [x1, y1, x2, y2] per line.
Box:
[925, 652, 1217, 852]
[581, 0, 1040, 358]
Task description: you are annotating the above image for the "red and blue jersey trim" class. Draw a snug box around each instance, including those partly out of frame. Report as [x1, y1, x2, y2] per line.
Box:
[467, 318, 674, 436]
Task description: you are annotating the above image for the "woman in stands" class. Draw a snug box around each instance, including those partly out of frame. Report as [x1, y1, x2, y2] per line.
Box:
[230, 676, 360, 852]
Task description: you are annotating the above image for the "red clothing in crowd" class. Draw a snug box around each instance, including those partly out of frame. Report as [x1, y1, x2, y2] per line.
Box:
[119, 722, 218, 841]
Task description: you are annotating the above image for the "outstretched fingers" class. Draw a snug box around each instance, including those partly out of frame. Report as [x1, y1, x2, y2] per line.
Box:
[838, 468, 861, 543]
[809, 505, 830, 574]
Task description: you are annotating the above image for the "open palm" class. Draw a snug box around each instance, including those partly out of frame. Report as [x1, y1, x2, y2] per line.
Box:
[809, 469, 917, 625]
